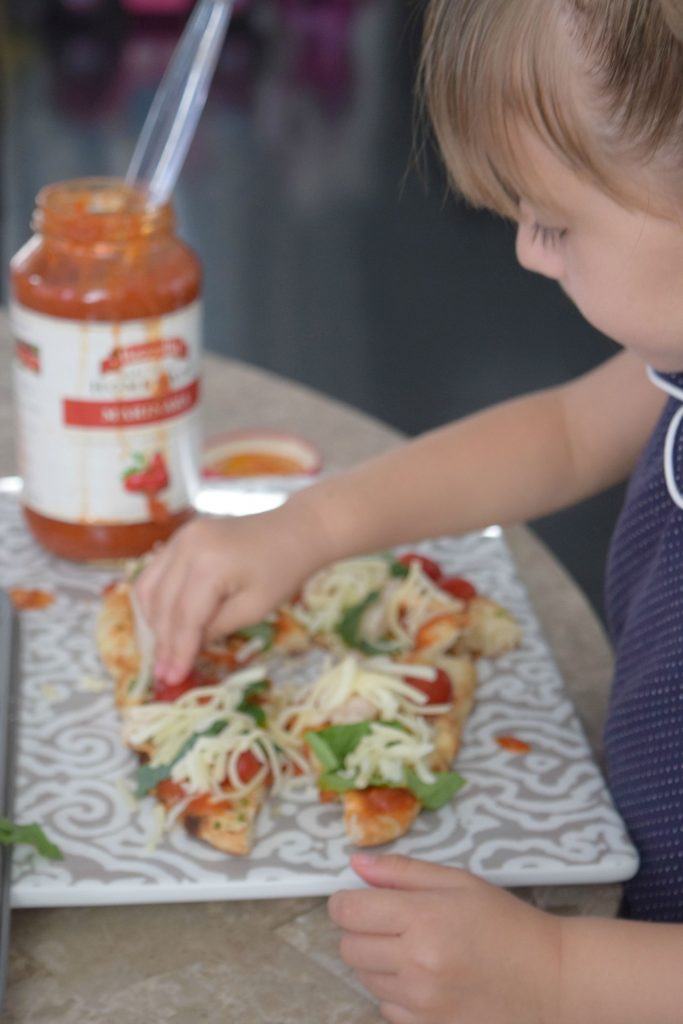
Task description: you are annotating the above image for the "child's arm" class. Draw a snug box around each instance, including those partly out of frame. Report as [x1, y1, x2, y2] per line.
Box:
[329, 854, 683, 1024]
[301, 348, 663, 558]
[138, 349, 664, 681]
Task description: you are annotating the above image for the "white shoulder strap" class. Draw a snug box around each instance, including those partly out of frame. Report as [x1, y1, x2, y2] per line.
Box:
[647, 367, 683, 510]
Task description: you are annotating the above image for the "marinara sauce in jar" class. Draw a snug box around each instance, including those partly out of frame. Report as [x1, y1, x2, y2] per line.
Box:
[9, 177, 202, 561]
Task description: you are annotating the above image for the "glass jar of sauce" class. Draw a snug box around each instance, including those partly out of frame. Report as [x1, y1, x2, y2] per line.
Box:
[9, 177, 202, 561]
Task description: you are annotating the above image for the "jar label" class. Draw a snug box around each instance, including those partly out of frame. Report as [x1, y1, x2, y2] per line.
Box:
[10, 301, 203, 525]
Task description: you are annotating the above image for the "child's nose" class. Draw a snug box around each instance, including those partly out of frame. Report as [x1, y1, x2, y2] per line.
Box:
[515, 221, 565, 281]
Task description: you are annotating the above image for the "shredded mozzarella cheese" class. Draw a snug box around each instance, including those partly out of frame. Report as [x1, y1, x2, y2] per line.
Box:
[128, 585, 156, 699]
[276, 654, 451, 740]
[170, 721, 273, 798]
[384, 562, 462, 642]
[294, 555, 463, 651]
[80, 675, 108, 693]
[145, 804, 167, 852]
[234, 636, 266, 663]
[295, 557, 391, 634]
[122, 666, 305, 799]
[344, 720, 437, 789]
[115, 776, 139, 812]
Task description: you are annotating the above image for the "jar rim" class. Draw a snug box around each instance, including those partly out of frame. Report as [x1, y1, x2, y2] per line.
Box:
[34, 177, 173, 242]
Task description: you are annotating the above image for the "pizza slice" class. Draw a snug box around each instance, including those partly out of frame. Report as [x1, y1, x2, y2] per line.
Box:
[304, 715, 466, 848]
[292, 551, 520, 662]
[276, 654, 470, 846]
[121, 668, 308, 854]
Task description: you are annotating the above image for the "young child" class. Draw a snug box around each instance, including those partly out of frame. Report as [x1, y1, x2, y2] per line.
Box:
[137, 0, 683, 1019]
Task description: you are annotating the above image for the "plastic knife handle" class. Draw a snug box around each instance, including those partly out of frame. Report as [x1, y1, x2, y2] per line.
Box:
[0, 589, 19, 1010]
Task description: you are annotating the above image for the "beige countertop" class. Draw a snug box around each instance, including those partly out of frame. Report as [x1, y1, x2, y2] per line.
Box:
[1, 325, 620, 1024]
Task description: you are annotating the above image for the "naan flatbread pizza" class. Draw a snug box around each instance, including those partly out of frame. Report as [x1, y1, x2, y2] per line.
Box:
[97, 551, 521, 854]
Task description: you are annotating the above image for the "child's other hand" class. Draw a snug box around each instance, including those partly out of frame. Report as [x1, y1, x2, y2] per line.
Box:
[328, 853, 562, 1024]
[135, 506, 322, 683]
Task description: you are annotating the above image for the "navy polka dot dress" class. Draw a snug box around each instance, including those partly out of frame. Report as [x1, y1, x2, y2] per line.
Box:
[605, 368, 683, 921]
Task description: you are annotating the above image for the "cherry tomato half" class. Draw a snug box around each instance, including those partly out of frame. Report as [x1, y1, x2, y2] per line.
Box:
[405, 667, 453, 705]
[236, 749, 264, 784]
[439, 576, 477, 601]
[153, 668, 212, 702]
[397, 553, 442, 582]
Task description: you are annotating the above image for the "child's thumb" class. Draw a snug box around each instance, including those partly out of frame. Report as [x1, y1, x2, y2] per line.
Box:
[350, 852, 473, 891]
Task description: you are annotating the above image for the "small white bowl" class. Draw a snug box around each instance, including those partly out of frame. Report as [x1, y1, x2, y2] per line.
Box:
[202, 429, 323, 479]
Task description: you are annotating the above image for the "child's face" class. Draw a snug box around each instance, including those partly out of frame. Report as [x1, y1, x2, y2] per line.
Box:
[513, 135, 683, 372]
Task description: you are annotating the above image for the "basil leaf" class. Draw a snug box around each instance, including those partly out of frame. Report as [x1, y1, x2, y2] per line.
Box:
[304, 722, 373, 771]
[317, 764, 466, 811]
[318, 769, 358, 792]
[376, 551, 409, 577]
[235, 622, 275, 651]
[236, 679, 268, 727]
[305, 721, 409, 773]
[241, 680, 268, 700]
[318, 767, 405, 793]
[238, 701, 266, 727]
[334, 591, 379, 648]
[389, 560, 410, 578]
[136, 718, 228, 797]
[0, 816, 63, 860]
[134, 762, 171, 799]
[404, 767, 466, 810]
[334, 592, 403, 656]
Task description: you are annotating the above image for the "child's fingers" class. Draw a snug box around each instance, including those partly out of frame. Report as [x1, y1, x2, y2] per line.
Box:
[135, 542, 174, 620]
[328, 888, 409, 936]
[203, 589, 270, 644]
[139, 541, 188, 631]
[376, 1002, 415, 1024]
[356, 972, 416, 1011]
[158, 572, 228, 682]
[338, 933, 399, 975]
[351, 852, 474, 892]
[147, 560, 195, 677]
[147, 552, 220, 679]
[162, 618, 209, 684]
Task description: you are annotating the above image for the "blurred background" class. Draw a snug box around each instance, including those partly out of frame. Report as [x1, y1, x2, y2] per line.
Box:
[0, 0, 624, 620]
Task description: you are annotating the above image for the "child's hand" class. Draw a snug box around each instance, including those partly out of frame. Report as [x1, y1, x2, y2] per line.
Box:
[328, 853, 562, 1024]
[135, 506, 324, 683]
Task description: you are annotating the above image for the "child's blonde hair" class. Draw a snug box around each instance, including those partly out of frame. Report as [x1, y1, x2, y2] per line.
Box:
[420, 0, 683, 217]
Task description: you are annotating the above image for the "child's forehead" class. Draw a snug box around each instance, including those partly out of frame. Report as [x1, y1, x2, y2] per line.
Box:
[511, 124, 681, 223]
[502, 125, 589, 217]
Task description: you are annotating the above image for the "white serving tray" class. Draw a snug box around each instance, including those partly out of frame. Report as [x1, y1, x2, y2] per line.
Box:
[2, 489, 637, 907]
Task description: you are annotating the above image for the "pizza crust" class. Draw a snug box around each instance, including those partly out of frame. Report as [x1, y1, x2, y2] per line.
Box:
[457, 596, 522, 657]
[344, 788, 422, 847]
[96, 583, 141, 709]
[156, 781, 267, 856]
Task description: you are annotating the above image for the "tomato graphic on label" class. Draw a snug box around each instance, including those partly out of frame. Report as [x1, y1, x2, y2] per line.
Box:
[122, 452, 171, 522]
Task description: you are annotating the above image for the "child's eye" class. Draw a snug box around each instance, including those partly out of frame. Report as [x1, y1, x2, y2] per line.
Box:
[531, 222, 567, 247]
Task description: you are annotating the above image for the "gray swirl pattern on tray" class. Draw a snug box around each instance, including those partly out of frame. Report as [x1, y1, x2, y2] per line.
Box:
[1, 497, 637, 906]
